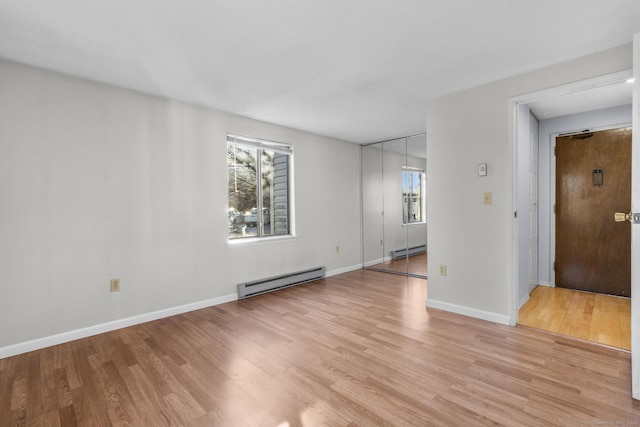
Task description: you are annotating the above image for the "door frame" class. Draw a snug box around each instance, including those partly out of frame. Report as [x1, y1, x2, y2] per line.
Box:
[631, 32, 639, 400]
[510, 69, 633, 326]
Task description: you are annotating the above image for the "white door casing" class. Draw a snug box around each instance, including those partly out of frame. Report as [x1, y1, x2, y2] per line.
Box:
[631, 31, 639, 401]
[528, 113, 539, 290]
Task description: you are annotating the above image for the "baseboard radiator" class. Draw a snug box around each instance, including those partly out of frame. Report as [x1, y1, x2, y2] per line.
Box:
[237, 266, 326, 299]
[390, 244, 426, 259]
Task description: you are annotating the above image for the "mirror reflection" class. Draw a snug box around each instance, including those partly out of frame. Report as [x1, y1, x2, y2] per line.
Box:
[362, 134, 427, 278]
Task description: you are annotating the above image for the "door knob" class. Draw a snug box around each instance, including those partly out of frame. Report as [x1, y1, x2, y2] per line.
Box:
[614, 212, 632, 222]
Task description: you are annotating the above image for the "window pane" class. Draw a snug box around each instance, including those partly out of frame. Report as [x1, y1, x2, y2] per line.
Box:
[227, 136, 291, 240]
[402, 169, 423, 224]
[261, 150, 274, 236]
[271, 152, 289, 235]
[228, 143, 258, 239]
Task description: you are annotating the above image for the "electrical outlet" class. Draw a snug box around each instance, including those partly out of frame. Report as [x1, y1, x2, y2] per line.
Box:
[483, 192, 492, 205]
[439, 265, 447, 276]
[110, 278, 120, 292]
[336, 245, 340, 254]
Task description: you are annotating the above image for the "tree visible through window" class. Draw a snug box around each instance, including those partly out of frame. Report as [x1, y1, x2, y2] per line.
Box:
[227, 134, 292, 239]
[402, 167, 424, 224]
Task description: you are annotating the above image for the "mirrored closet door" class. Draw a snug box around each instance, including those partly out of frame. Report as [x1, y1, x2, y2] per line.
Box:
[362, 134, 427, 278]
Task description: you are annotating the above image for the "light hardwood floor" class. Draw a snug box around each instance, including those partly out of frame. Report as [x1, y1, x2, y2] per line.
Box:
[519, 285, 631, 351]
[367, 252, 427, 277]
[1, 270, 639, 426]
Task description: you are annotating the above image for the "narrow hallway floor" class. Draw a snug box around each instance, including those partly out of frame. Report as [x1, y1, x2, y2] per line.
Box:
[519, 285, 630, 350]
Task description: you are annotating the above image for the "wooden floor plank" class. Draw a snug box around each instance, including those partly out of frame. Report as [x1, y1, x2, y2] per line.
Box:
[367, 252, 427, 277]
[519, 285, 631, 350]
[1, 270, 639, 425]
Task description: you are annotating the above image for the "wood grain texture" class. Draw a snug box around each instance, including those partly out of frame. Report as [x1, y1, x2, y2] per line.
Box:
[368, 252, 427, 277]
[1, 270, 639, 426]
[555, 127, 632, 296]
[519, 285, 631, 350]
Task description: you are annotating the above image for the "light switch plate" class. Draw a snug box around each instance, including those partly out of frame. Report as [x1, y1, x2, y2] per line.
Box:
[483, 192, 492, 205]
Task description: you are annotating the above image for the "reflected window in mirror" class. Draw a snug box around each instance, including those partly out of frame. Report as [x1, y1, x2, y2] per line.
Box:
[402, 167, 425, 225]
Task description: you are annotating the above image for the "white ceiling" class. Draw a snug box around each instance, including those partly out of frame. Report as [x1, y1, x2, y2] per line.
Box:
[1, 1, 639, 143]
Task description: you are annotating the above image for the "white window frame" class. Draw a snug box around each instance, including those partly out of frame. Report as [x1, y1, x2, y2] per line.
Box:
[402, 166, 426, 225]
[227, 133, 295, 243]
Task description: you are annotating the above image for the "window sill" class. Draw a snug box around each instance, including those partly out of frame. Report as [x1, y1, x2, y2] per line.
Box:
[228, 234, 299, 247]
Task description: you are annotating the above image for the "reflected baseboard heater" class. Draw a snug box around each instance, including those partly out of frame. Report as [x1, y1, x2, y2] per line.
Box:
[237, 266, 326, 299]
[390, 244, 426, 259]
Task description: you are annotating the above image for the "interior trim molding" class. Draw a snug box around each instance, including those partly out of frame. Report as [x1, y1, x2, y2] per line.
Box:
[0, 293, 238, 359]
[510, 69, 632, 105]
[426, 299, 510, 326]
[326, 263, 362, 277]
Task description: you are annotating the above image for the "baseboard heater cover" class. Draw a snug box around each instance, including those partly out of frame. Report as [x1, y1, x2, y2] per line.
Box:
[390, 244, 426, 259]
[237, 266, 326, 299]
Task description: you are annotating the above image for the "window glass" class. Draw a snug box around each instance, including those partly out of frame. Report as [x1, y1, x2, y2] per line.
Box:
[402, 167, 424, 224]
[227, 134, 291, 239]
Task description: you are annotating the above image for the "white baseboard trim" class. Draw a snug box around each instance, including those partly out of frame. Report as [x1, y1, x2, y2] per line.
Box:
[363, 258, 383, 268]
[326, 263, 362, 277]
[426, 299, 510, 326]
[363, 257, 392, 268]
[538, 281, 552, 287]
[0, 293, 238, 359]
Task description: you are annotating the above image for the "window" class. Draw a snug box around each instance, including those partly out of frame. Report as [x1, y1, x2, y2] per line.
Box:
[227, 133, 292, 240]
[402, 167, 425, 224]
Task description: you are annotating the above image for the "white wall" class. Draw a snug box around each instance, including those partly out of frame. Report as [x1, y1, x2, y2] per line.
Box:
[537, 104, 632, 286]
[426, 44, 632, 324]
[0, 59, 362, 354]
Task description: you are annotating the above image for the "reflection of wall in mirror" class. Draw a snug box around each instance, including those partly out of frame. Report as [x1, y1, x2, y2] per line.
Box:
[362, 146, 385, 266]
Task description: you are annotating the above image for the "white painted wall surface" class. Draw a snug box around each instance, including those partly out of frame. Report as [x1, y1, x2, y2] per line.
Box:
[426, 44, 632, 324]
[0, 59, 362, 353]
[537, 104, 632, 287]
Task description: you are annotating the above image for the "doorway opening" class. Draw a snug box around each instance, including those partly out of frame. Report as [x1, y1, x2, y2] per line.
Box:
[510, 70, 633, 350]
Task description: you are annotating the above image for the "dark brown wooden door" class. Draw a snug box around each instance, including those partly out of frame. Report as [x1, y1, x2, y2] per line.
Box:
[555, 127, 631, 297]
